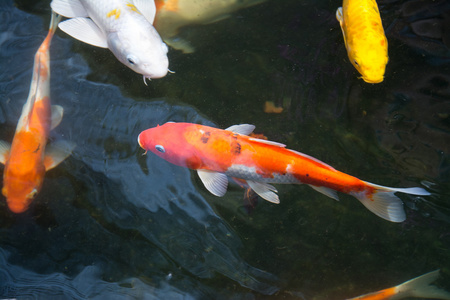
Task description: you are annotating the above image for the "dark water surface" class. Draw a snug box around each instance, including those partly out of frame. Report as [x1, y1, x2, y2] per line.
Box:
[1, 0, 450, 299]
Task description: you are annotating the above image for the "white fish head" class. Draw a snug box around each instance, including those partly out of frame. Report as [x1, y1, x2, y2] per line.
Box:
[107, 22, 169, 80]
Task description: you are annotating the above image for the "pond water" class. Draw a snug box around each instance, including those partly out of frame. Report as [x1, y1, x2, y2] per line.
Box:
[1, 0, 450, 299]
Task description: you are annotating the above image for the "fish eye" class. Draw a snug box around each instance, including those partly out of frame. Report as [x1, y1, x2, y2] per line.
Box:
[155, 145, 165, 153]
[353, 59, 359, 66]
[127, 55, 138, 65]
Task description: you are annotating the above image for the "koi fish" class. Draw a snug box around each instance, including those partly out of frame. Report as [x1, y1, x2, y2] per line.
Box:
[336, 0, 389, 83]
[51, 0, 169, 82]
[348, 270, 450, 300]
[138, 123, 430, 222]
[0, 12, 75, 214]
[154, 0, 266, 53]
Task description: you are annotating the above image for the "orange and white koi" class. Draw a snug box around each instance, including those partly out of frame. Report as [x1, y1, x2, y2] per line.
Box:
[154, 0, 266, 53]
[138, 123, 430, 222]
[0, 12, 75, 213]
[51, 0, 169, 82]
[348, 270, 450, 300]
[336, 0, 389, 83]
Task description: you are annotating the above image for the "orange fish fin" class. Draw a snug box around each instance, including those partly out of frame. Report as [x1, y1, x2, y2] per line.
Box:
[247, 180, 279, 204]
[133, 0, 157, 23]
[44, 140, 76, 171]
[197, 170, 228, 197]
[0, 140, 11, 164]
[309, 185, 339, 201]
[225, 124, 255, 136]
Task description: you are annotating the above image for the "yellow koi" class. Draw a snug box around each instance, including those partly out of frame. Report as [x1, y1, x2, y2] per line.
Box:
[336, 0, 389, 83]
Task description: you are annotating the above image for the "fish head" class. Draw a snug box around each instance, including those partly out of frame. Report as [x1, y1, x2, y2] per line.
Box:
[108, 22, 169, 80]
[138, 122, 202, 169]
[2, 171, 43, 213]
[348, 38, 388, 84]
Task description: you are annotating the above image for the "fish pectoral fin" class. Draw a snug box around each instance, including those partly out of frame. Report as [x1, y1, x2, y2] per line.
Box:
[336, 7, 343, 23]
[0, 140, 11, 164]
[309, 185, 339, 201]
[163, 36, 196, 54]
[197, 170, 228, 197]
[50, 0, 88, 18]
[336, 7, 347, 44]
[59, 18, 108, 48]
[44, 140, 76, 171]
[202, 14, 231, 25]
[50, 105, 64, 130]
[225, 124, 255, 136]
[133, 0, 157, 24]
[247, 180, 279, 204]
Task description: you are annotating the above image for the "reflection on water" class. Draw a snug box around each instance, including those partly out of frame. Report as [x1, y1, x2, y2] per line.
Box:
[1, 0, 450, 299]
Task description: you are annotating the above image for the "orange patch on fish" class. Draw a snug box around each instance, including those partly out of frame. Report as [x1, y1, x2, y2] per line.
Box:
[107, 8, 121, 19]
[163, 0, 179, 12]
[126, 3, 141, 14]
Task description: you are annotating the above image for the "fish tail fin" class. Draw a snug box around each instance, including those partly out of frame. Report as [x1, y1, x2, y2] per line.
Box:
[396, 270, 450, 299]
[351, 181, 430, 222]
[49, 11, 62, 34]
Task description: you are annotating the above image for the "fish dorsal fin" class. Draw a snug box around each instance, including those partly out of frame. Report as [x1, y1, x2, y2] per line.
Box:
[132, 0, 157, 24]
[287, 149, 336, 171]
[248, 138, 286, 148]
[58, 18, 108, 48]
[51, 0, 88, 18]
[225, 124, 255, 135]
[309, 185, 339, 201]
[50, 105, 64, 130]
[44, 140, 76, 171]
[0, 140, 11, 164]
[247, 180, 279, 204]
[197, 170, 228, 197]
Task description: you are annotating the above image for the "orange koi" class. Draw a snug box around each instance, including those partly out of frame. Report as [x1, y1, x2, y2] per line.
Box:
[336, 0, 389, 83]
[348, 270, 450, 300]
[138, 123, 430, 222]
[0, 12, 75, 213]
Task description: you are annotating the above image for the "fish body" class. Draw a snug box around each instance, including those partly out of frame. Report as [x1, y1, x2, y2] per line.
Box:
[348, 270, 450, 300]
[0, 13, 75, 213]
[336, 0, 388, 83]
[138, 122, 430, 222]
[154, 0, 266, 53]
[51, 0, 169, 81]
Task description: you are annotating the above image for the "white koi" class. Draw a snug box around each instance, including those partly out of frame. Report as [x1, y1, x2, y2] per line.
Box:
[51, 0, 169, 82]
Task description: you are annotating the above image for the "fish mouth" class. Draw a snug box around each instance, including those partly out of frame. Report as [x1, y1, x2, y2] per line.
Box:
[7, 201, 28, 214]
[142, 69, 174, 85]
[362, 76, 384, 84]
